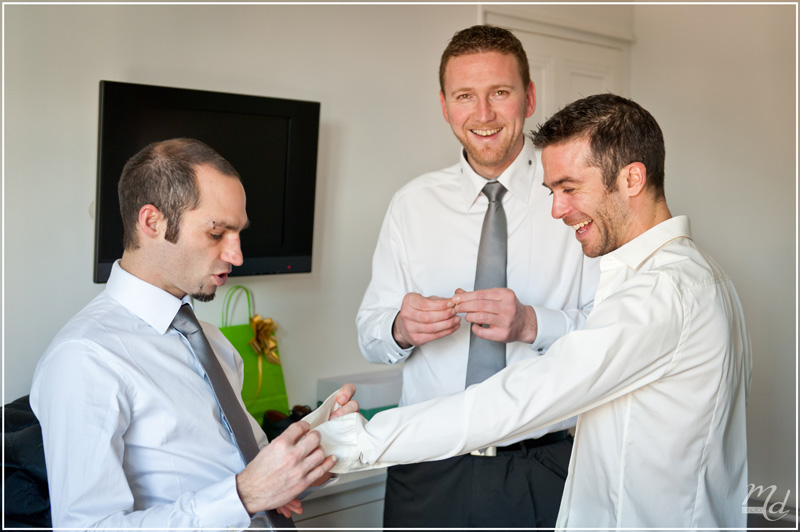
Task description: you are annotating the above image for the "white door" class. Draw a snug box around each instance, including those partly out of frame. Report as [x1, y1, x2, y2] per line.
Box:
[484, 11, 630, 132]
[522, 32, 628, 130]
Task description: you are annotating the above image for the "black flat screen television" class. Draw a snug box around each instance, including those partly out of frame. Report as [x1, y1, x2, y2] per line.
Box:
[94, 80, 320, 283]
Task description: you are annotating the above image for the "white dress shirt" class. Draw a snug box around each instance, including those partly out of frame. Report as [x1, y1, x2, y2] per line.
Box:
[358, 139, 599, 427]
[30, 261, 265, 530]
[319, 216, 752, 529]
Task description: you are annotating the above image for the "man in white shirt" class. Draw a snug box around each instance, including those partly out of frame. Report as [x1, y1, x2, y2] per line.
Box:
[30, 138, 357, 530]
[357, 25, 599, 528]
[320, 93, 752, 529]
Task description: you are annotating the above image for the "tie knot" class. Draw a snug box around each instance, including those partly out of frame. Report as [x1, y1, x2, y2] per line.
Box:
[172, 303, 202, 336]
[482, 181, 507, 203]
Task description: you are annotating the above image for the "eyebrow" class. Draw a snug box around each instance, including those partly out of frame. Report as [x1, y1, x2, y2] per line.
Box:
[542, 176, 581, 190]
[210, 219, 251, 231]
[448, 83, 515, 97]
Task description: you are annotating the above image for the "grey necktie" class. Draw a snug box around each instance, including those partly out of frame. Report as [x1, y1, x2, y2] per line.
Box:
[465, 181, 508, 387]
[171, 303, 295, 529]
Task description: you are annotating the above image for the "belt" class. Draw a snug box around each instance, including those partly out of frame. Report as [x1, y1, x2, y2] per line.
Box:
[470, 430, 570, 457]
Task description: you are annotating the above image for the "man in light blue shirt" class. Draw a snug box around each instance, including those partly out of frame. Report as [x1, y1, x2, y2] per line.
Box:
[31, 138, 356, 529]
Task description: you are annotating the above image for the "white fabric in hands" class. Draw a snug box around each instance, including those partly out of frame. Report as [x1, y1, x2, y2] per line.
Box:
[304, 390, 368, 474]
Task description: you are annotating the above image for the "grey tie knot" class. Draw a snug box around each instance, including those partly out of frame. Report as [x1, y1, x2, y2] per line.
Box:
[483, 181, 507, 203]
[172, 303, 202, 336]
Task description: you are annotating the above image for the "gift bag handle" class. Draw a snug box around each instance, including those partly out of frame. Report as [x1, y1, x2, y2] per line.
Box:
[221, 285, 254, 327]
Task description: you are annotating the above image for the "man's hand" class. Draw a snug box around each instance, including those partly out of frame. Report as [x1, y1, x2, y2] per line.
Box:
[392, 292, 460, 349]
[236, 420, 335, 516]
[274, 499, 303, 518]
[329, 383, 359, 420]
[452, 288, 538, 344]
[271, 385, 358, 516]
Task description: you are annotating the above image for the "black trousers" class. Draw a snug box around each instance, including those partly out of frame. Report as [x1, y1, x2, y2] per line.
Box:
[383, 435, 572, 529]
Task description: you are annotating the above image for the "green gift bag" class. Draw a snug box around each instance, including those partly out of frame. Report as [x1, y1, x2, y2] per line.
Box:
[219, 285, 290, 421]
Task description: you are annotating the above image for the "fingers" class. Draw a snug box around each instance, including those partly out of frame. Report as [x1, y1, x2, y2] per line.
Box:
[393, 292, 461, 348]
[336, 383, 356, 405]
[470, 322, 507, 342]
[300, 438, 328, 472]
[279, 421, 325, 463]
[453, 288, 538, 344]
[237, 423, 335, 514]
[452, 287, 506, 306]
[401, 302, 457, 326]
[406, 292, 454, 311]
[329, 384, 359, 419]
[277, 499, 303, 517]
[400, 313, 460, 336]
[312, 471, 333, 487]
[277, 420, 311, 444]
[299, 447, 337, 487]
[315, 454, 337, 478]
[394, 314, 460, 348]
[329, 399, 359, 419]
[453, 288, 509, 325]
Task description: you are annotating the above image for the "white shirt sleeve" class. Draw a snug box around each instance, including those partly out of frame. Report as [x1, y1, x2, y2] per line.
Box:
[356, 197, 415, 364]
[30, 340, 252, 531]
[318, 269, 683, 473]
[530, 254, 598, 353]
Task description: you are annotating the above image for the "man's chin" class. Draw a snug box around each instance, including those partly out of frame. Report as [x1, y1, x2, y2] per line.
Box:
[192, 292, 216, 303]
[464, 144, 516, 174]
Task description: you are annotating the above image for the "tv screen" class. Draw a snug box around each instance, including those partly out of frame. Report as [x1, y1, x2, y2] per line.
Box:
[94, 80, 320, 283]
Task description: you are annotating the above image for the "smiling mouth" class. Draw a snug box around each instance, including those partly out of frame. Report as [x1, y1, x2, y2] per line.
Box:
[471, 127, 502, 137]
[571, 220, 592, 234]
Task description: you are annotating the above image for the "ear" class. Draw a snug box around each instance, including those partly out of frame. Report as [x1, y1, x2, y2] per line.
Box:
[137, 204, 165, 240]
[525, 81, 536, 118]
[624, 162, 647, 198]
[440, 91, 451, 124]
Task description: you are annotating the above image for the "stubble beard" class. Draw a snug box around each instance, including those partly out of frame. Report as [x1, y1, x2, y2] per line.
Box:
[192, 290, 217, 303]
[460, 128, 522, 177]
[585, 191, 629, 258]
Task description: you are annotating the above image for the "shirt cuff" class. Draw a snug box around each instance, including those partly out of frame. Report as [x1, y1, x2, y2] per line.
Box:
[304, 389, 341, 428]
[194, 474, 252, 530]
[380, 310, 415, 363]
[530, 306, 568, 354]
[315, 412, 369, 474]
[307, 391, 370, 473]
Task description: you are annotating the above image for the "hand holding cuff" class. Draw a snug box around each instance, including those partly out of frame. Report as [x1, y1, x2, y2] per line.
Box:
[304, 389, 370, 474]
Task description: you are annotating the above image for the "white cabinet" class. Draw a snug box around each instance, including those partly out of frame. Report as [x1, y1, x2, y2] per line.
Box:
[295, 469, 386, 529]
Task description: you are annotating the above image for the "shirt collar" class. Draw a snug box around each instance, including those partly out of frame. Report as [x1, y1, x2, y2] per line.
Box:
[603, 215, 693, 271]
[458, 137, 537, 209]
[105, 260, 193, 335]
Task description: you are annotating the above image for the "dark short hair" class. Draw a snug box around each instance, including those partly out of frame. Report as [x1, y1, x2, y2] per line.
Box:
[439, 25, 531, 92]
[118, 138, 240, 250]
[531, 93, 666, 199]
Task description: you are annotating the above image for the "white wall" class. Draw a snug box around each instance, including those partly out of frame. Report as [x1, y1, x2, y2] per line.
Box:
[3, 2, 796, 508]
[2, 3, 479, 404]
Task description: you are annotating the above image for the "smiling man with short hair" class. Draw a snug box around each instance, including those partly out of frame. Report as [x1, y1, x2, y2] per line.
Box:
[322, 94, 752, 529]
[356, 25, 599, 528]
